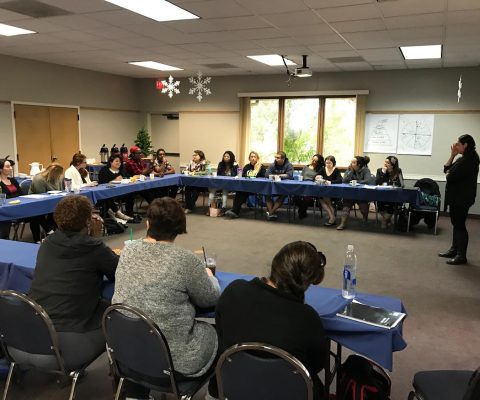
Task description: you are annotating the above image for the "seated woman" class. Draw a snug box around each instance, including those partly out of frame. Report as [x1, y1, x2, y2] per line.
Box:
[28, 195, 118, 370]
[206, 150, 238, 216]
[0, 158, 22, 239]
[64, 152, 97, 190]
[29, 162, 65, 242]
[184, 149, 207, 214]
[225, 151, 266, 219]
[294, 154, 324, 220]
[210, 241, 328, 400]
[113, 197, 220, 399]
[337, 155, 374, 230]
[264, 151, 294, 220]
[98, 155, 134, 222]
[153, 148, 177, 198]
[318, 155, 343, 226]
[375, 155, 404, 229]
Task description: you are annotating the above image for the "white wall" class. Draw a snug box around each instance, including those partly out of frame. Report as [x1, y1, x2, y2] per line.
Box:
[0, 103, 14, 162]
[151, 114, 180, 170]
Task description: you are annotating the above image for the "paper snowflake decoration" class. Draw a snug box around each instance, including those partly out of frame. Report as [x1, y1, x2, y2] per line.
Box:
[188, 71, 212, 102]
[161, 75, 180, 98]
[457, 74, 462, 103]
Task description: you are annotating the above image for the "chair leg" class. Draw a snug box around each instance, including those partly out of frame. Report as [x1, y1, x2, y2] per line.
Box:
[114, 377, 124, 400]
[2, 362, 15, 400]
[434, 210, 438, 235]
[407, 210, 411, 232]
[68, 371, 80, 400]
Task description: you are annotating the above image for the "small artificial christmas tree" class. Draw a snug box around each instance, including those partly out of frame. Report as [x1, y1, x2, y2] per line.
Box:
[134, 127, 154, 156]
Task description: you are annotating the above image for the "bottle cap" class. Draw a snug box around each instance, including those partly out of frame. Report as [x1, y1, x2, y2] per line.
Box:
[347, 244, 354, 251]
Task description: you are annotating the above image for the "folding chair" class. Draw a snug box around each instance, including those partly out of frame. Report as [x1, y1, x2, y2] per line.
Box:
[11, 179, 32, 240]
[408, 367, 479, 400]
[0, 290, 104, 400]
[102, 303, 213, 400]
[216, 342, 314, 400]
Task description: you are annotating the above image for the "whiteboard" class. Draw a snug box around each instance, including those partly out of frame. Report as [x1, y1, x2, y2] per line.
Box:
[364, 114, 399, 153]
[397, 114, 434, 155]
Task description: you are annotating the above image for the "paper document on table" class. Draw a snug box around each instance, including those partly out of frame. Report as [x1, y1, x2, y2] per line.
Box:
[336, 300, 406, 329]
[363, 185, 376, 189]
[22, 194, 49, 199]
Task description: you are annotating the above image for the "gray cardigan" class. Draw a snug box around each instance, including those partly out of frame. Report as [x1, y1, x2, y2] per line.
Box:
[112, 240, 220, 376]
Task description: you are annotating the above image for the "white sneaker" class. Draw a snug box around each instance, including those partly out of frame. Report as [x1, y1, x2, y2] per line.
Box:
[115, 217, 127, 225]
[115, 210, 134, 221]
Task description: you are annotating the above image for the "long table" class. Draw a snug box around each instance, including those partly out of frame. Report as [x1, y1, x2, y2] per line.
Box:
[0, 239, 406, 372]
[0, 174, 420, 222]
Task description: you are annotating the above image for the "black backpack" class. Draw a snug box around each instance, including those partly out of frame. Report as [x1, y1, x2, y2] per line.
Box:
[103, 218, 127, 235]
[337, 355, 391, 400]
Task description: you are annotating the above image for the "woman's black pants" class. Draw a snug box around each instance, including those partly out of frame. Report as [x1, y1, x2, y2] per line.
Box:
[449, 204, 470, 258]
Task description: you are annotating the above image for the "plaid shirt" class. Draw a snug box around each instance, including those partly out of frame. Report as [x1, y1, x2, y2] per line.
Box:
[125, 158, 145, 176]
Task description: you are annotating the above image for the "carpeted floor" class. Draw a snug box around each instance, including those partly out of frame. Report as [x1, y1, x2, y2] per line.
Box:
[1, 203, 479, 400]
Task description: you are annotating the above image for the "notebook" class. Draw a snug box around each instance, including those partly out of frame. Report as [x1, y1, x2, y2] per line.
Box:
[336, 300, 406, 329]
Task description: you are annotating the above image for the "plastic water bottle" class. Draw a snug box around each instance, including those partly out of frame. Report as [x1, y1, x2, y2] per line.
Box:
[342, 244, 357, 299]
[236, 167, 243, 178]
[206, 163, 212, 176]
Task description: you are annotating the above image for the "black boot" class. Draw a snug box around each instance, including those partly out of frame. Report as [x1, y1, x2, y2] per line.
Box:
[446, 255, 467, 265]
[438, 247, 456, 258]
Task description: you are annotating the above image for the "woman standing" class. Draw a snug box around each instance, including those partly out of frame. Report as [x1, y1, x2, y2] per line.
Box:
[206, 151, 238, 216]
[375, 156, 404, 229]
[0, 158, 22, 239]
[439, 134, 479, 265]
[224, 151, 266, 219]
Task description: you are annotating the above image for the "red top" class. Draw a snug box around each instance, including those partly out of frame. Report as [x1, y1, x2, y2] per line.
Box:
[5, 183, 17, 195]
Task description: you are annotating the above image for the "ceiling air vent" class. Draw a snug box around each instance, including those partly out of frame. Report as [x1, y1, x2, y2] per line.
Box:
[326, 56, 365, 63]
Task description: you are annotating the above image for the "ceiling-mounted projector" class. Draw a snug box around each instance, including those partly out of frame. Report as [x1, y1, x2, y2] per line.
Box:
[295, 55, 312, 78]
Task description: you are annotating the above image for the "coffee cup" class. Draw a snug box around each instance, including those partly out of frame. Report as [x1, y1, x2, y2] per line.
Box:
[350, 180, 357, 186]
[274, 175, 281, 182]
[139, 174, 145, 181]
[298, 175, 303, 182]
[205, 253, 217, 275]
[150, 173, 155, 180]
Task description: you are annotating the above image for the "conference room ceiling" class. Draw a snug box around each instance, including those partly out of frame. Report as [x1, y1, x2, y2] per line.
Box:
[0, 0, 479, 78]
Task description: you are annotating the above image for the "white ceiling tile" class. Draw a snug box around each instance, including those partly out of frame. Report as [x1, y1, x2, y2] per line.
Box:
[177, 42, 222, 53]
[235, 0, 309, 15]
[262, 11, 323, 27]
[227, 27, 284, 40]
[86, 27, 143, 40]
[384, 13, 445, 30]
[405, 59, 443, 68]
[447, 0, 480, 11]
[252, 37, 298, 48]
[332, 18, 386, 33]
[342, 30, 395, 49]
[286, 23, 337, 37]
[85, 40, 126, 50]
[216, 41, 265, 51]
[293, 33, 346, 46]
[373, 63, 405, 70]
[388, 26, 444, 45]
[87, 10, 154, 26]
[38, 0, 117, 13]
[211, 15, 273, 30]
[314, 4, 382, 22]
[316, 50, 360, 58]
[305, 0, 375, 8]
[338, 62, 373, 71]
[164, 20, 223, 34]
[41, 15, 107, 30]
[308, 42, 354, 53]
[179, 0, 251, 18]
[358, 48, 403, 62]
[0, 8, 30, 22]
[378, 0, 446, 18]
[447, 10, 480, 25]
[6, 18, 66, 33]
[50, 30, 100, 42]
[443, 59, 479, 67]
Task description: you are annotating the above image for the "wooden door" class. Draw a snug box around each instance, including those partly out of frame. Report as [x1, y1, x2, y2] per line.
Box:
[14, 104, 52, 174]
[14, 104, 79, 174]
[49, 107, 79, 169]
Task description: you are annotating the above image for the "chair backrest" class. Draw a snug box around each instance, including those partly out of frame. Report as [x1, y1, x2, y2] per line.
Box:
[102, 304, 179, 395]
[216, 342, 314, 400]
[464, 366, 480, 400]
[414, 178, 440, 196]
[0, 290, 65, 373]
[19, 179, 32, 195]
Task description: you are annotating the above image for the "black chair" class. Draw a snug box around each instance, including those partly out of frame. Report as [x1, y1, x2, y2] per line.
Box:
[102, 303, 213, 400]
[10, 179, 32, 240]
[0, 290, 103, 400]
[408, 367, 480, 400]
[407, 178, 441, 235]
[216, 342, 314, 400]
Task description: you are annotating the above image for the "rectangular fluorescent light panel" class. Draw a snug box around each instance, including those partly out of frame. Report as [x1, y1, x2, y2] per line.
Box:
[0, 23, 36, 36]
[105, 0, 199, 22]
[128, 61, 183, 71]
[247, 55, 296, 66]
[400, 45, 442, 60]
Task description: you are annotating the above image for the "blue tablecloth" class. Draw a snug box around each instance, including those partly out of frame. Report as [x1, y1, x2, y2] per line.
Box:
[0, 239, 406, 370]
[0, 174, 420, 222]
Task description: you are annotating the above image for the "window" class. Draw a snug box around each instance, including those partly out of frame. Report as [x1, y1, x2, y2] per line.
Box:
[248, 96, 357, 166]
